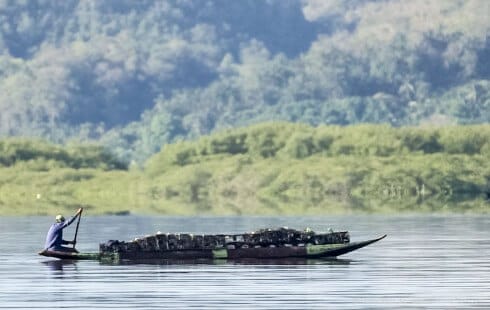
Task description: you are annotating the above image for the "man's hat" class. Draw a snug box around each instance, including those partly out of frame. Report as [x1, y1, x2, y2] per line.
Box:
[55, 214, 65, 223]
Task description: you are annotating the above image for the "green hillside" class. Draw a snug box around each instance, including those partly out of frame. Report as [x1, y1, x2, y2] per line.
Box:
[0, 1, 488, 163]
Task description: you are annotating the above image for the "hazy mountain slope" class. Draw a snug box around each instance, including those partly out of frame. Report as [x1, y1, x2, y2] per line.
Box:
[0, 0, 488, 162]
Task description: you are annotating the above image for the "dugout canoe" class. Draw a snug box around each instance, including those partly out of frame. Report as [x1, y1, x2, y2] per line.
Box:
[38, 250, 100, 260]
[39, 228, 386, 262]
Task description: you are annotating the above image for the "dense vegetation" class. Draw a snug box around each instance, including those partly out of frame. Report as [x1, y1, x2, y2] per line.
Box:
[0, 1, 488, 162]
[1, 124, 488, 216]
[0, 139, 127, 170]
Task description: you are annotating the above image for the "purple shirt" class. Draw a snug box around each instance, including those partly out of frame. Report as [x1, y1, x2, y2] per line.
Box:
[44, 216, 77, 250]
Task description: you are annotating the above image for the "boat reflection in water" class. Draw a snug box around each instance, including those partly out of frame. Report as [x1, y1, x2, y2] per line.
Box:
[41, 259, 78, 271]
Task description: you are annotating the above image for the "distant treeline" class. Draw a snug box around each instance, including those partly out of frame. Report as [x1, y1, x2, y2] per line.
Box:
[0, 139, 127, 170]
[146, 123, 490, 172]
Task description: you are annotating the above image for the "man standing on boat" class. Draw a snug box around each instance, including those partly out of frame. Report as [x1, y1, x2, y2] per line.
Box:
[44, 208, 83, 253]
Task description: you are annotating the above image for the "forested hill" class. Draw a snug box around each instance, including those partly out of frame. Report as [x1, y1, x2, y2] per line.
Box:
[1, 0, 489, 162]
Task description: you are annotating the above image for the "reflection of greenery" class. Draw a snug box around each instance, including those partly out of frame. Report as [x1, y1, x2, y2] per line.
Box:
[1, 123, 488, 215]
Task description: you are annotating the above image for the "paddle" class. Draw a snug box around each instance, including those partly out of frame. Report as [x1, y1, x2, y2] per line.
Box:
[73, 207, 83, 249]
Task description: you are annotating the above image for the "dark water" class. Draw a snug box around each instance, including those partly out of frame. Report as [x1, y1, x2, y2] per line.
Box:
[1, 215, 489, 309]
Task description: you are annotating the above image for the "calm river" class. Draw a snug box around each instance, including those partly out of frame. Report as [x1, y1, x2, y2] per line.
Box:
[1, 214, 489, 309]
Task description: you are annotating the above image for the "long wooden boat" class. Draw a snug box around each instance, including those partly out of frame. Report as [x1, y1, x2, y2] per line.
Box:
[39, 228, 386, 262]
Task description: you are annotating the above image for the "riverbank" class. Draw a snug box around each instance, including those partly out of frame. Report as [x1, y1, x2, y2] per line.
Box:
[1, 123, 489, 215]
[1, 153, 488, 216]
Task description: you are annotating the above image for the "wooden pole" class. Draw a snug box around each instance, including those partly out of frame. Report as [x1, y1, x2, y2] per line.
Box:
[73, 208, 83, 249]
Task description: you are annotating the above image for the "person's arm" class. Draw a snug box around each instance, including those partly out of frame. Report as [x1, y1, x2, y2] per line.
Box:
[60, 208, 83, 229]
[60, 208, 83, 244]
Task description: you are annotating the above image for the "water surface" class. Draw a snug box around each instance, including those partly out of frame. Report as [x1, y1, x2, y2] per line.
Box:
[1, 215, 489, 309]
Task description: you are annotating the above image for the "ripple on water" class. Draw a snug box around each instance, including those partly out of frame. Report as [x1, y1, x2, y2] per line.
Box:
[0, 215, 489, 309]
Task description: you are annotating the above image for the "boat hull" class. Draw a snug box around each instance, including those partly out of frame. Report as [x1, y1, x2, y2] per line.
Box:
[38, 249, 99, 260]
[107, 235, 387, 261]
[39, 235, 386, 262]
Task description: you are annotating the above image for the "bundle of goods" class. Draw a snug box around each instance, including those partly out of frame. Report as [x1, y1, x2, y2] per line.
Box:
[99, 227, 350, 254]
